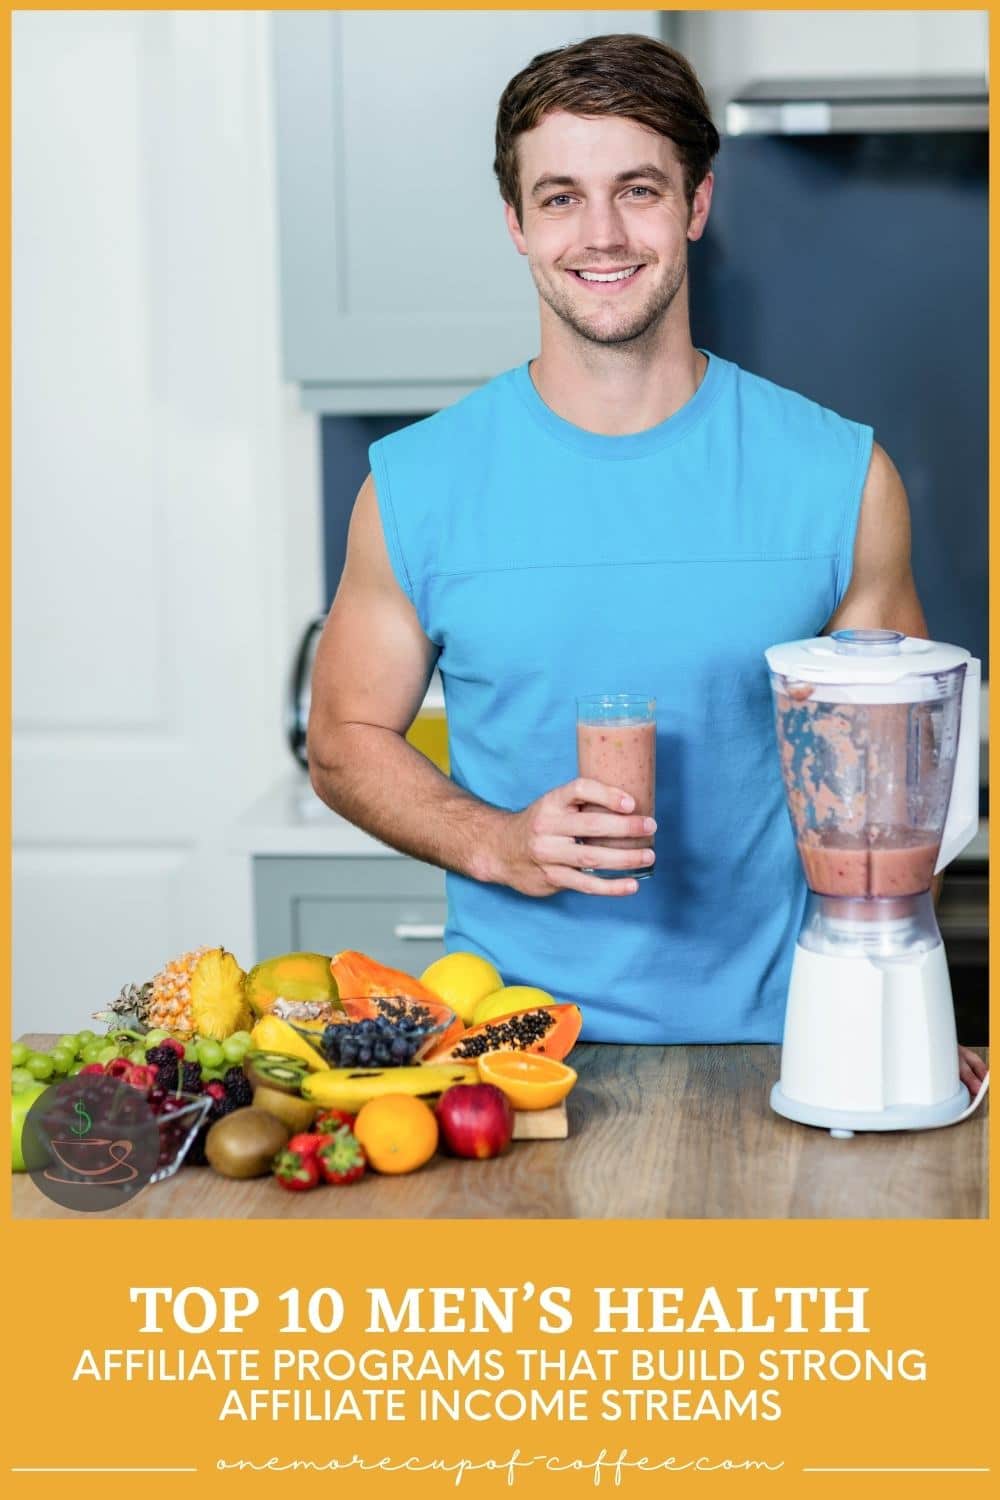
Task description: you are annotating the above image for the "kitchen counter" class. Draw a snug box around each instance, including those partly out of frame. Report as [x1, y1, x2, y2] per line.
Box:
[11, 1039, 988, 1220]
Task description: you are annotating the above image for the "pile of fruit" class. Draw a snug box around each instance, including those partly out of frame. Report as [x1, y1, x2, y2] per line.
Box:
[11, 945, 583, 1191]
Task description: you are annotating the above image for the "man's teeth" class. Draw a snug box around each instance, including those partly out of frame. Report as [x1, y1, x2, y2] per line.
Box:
[576, 266, 640, 283]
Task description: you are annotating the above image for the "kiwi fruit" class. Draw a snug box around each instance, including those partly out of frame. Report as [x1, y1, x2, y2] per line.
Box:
[244, 1050, 309, 1095]
[252, 1085, 317, 1134]
[205, 1108, 290, 1179]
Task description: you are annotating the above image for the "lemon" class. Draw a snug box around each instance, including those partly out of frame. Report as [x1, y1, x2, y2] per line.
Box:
[472, 984, 555, 1027]
[419, 952, 503, 1024]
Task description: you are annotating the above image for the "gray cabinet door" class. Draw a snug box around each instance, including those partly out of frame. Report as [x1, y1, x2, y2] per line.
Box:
[272, 10, 660, 409]
[254, 856, 448, 971]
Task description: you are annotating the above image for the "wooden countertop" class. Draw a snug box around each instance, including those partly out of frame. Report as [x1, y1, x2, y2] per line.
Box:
[11, 1039, 988, 1220]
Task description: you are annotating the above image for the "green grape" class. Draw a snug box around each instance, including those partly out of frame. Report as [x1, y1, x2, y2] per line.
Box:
[49, 1049, 75, 1076]
[96, 1044, 118, 1065]
[57, 1034, 79, 1056]
[11, 1042, 28, 1069]
[26, 1053, 55, 1081]
[75, 1029, 97, 1049]
[196, 1038, 224, 1069]
[222, 1033, 252, 1064]
[11, 1066, 36, 1091]
[68, 1061, 86, 1076]
[81, 1042, 104, 1064]
[183, 1041, 200, 1063]
[128, 1045, 147, 1064]
[201, 1067, 226, 1083]
[143, 1029, 171, 1051]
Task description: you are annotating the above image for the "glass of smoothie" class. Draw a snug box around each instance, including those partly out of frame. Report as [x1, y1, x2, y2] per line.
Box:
[576, 694, 656, 880]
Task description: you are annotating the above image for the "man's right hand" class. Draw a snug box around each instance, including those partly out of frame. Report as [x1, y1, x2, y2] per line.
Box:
[489, 778, 656, 897]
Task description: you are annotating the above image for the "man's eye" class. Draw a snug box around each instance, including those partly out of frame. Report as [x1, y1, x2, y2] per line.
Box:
[625, 186, 655, 199]
[543, 194, 574, 208]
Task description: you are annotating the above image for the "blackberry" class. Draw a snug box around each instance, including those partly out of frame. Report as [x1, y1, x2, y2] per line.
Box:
[147, 1043, 181, 1068]
[181, 1061, 203, 1094]
[155, 1061, 179, 1093]
[223, 1067, 253, 1107]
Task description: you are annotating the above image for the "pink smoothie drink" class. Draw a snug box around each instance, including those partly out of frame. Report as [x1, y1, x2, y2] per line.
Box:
[577, 719, 656, 850]
[797, 830, 940, 898]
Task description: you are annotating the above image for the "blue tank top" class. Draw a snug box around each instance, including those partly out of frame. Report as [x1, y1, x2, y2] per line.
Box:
[370, 354, 873, 1042]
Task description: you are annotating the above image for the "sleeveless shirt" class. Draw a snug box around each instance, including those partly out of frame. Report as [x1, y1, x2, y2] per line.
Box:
[369, 354, 873, 1042]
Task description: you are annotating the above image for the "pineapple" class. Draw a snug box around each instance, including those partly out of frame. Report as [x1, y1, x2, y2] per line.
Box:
[147, 946, 249, 1040]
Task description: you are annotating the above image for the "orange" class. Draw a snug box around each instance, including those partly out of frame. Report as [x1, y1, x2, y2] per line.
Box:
[477, 1052, 577, 1111]
[353, 1093, 439, 1174]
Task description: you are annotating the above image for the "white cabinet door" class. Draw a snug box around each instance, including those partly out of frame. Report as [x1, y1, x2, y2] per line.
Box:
[273, 10, 660, 409]
[13, 12, 317, 1032]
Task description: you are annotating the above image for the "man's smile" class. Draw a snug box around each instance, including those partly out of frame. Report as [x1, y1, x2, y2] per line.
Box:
[566, 264, 645, 292]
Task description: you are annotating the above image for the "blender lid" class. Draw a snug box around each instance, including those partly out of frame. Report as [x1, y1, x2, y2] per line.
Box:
[766, 630, 971, 682]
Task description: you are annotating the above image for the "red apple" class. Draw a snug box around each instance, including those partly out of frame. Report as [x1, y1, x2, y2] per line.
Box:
[435, 1083, 514, 1160]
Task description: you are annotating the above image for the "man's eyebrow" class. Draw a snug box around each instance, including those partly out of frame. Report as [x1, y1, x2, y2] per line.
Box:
[529, 164, 674, 198]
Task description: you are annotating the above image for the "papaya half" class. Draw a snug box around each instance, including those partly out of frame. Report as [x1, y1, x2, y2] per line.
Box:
[423, 1003, 582, 1065]
[329, 951, 443, 1005]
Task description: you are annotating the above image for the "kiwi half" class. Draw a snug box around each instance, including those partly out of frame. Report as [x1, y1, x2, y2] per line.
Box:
[252, 1085, 317, 1134]
[244, 1050, 309, 1095]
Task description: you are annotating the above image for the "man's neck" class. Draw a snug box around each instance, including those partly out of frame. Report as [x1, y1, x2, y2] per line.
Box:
[529, 318, 706, 437]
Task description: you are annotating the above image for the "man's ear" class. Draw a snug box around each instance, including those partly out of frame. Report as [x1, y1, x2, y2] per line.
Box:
[504, 199, 528, 256]
[687, 171, 714, 243]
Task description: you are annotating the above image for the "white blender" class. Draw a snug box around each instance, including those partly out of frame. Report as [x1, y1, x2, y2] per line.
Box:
[766, 628, 982, 1132]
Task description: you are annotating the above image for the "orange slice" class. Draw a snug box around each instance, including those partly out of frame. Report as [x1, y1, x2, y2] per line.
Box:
[477, 1051, 577, 1111]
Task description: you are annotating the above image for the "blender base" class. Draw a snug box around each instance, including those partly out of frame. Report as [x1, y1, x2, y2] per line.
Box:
[770, 1082, 970, 1134]
[771, 938, 969, 1132]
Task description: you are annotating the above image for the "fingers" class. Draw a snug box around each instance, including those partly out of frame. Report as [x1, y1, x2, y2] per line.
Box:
[958, 1047, 987, 1096]
[560, 777, 637, 813]
[530, 834, 655, 872]
[959, 1059, 982, 1097]
[959, 1045, 988, 1081]
[569, 811, 656, 841]
[543, 865, 640, 897]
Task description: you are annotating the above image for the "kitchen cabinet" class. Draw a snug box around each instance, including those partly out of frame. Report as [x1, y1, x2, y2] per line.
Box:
[272, 10, 661, 412]
[254, 854, 446, 968]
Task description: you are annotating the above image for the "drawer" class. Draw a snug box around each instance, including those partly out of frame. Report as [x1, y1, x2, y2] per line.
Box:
[253, 856, 447, 966]
[295, 895, 447, 971]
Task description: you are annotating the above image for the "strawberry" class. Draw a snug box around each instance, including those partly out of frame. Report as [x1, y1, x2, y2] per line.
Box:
[78, 1063, 107, 1077]
[317, 1127, 366, 1186]
[273, 1148, 321, 1192]
[315, 1108, 357, 1134]
[287, 1132, 322, 1157]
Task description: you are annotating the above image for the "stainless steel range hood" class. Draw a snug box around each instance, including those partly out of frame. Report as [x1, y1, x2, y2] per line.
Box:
[725, 75, 988, 136]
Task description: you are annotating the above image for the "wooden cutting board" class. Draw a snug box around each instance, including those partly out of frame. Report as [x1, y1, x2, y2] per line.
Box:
[512, 1102, 568, 1140]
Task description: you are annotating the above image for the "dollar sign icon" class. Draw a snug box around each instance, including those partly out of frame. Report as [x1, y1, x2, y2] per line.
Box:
[71, 1098, 92, 1138]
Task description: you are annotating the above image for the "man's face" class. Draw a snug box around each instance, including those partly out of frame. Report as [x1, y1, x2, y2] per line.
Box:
[504, 111, 712, 347]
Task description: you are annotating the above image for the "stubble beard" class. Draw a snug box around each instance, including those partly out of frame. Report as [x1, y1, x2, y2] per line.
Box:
[532, 257, 688, 348]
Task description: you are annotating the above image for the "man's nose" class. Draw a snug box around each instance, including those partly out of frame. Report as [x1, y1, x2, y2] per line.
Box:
[578, 196, 628, 254]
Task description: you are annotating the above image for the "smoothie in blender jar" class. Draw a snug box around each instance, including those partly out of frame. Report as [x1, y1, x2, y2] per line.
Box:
[576, 695, 656, 876]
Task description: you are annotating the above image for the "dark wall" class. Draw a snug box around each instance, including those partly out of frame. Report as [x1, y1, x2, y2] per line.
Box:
[689, 130, 988, 671]
[320, 414, 428, 605]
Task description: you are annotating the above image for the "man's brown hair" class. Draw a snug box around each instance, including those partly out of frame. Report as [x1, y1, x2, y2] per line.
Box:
[494, 33, 720, 221]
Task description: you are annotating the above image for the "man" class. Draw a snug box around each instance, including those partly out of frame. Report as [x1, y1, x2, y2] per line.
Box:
[308, 34, 985, 1094]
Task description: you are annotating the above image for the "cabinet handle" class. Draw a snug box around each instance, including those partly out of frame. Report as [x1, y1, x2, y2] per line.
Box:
[393, 923, 445, 941]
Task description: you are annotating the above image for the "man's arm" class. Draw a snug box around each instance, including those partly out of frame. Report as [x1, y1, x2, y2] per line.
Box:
[824, 442, 928, 636]
[307, 476, 653, 897]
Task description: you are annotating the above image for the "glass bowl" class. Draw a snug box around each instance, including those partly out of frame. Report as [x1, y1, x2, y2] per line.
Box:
[151, 1093, 213, 1184]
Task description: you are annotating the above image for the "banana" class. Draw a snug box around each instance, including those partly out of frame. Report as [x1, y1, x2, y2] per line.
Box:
[302, 1063, 478, 1112]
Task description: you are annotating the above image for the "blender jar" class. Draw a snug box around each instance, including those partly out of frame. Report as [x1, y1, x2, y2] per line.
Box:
[769, 630, 967, 900]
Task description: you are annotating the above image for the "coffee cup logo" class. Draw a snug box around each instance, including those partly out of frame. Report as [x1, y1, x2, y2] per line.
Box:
[23, 1077, 160, 1211]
